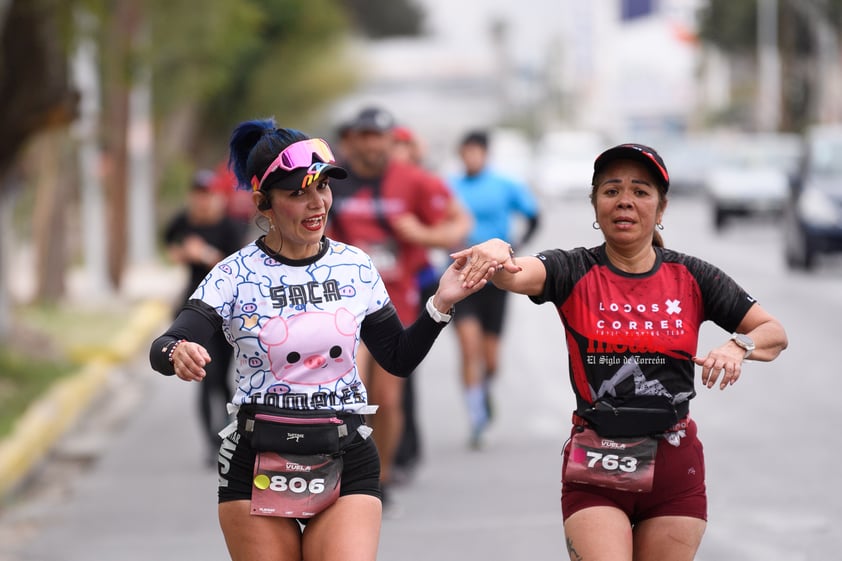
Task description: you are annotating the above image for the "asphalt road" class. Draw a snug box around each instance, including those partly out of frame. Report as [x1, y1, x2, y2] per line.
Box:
[1, 195, 839, 561]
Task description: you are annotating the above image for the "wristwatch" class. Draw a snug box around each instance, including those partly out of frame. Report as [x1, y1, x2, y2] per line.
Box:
[426, 295, 454, 324]
[730, 333, 755, 359]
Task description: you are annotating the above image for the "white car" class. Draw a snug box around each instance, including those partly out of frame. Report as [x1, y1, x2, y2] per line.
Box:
[704, 133, 801, 231]
[487, 127, 535, 183]
[654, 135, 725, 196]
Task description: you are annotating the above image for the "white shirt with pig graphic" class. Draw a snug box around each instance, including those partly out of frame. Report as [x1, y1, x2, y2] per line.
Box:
[190, 237, 390, 414]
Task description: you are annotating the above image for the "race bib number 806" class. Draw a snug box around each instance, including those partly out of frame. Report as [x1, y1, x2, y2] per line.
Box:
[251, 452, 342, 518]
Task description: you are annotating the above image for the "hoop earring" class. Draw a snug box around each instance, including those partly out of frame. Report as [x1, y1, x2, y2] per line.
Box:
[656, 223, 664, 231]
[592, 221, 600, 230]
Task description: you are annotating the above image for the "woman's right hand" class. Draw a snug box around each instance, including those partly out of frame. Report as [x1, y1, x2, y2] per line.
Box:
[171, 341, 212, 382]
[451, 238, 521, 289]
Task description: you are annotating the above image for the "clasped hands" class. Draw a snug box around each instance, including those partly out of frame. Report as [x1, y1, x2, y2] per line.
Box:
[450, 238, 521, 289]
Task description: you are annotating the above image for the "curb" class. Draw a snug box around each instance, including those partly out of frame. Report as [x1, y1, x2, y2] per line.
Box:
[0, 299, 171, 500]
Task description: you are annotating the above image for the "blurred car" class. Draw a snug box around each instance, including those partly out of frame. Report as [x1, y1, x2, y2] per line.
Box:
[655, 134, 725, 197]
[703, 133, 801, 231]
[487, 127, 535, 183]
[783, 124, 842, 270]
[533, 130, 605, 200]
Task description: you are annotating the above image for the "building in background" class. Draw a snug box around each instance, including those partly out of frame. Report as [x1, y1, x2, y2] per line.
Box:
[333, 0, 716, 148]
[554, 0, 708, 138]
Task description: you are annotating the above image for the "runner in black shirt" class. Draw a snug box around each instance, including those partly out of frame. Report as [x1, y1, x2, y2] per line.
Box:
[164, 170, 244, 465]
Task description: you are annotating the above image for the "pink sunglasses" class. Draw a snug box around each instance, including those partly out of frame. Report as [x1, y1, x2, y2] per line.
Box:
[252, 138, 337, 191]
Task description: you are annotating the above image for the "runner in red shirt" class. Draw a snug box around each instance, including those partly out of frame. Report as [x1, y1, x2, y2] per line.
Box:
[327, 107, 471, 502]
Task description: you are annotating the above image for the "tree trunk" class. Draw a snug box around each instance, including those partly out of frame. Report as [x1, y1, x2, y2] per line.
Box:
[105, 91, 129, 291]
[0, 0, 77, 190]
[0, 173, 18, 337]
[31, 130, 73, 302]
[102, 0, 139, 291]
[0, 0, 78, 323]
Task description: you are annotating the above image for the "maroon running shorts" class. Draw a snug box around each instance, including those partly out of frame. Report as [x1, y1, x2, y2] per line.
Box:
[560, 418, 707, 523]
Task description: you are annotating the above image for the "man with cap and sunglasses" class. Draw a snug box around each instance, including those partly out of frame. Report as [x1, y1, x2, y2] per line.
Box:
[150, 118, 491, 561]
[453, 143, 788, 560]
[327, 106, 472, 503]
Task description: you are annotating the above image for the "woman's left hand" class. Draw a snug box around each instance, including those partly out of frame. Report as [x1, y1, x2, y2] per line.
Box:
[433, 255, 496, 310]
[450, 239, 520, 288]
[692, 344, 746, 390]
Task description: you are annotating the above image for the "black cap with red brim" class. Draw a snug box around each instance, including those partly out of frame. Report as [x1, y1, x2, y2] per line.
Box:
[592, 143, 670, 191]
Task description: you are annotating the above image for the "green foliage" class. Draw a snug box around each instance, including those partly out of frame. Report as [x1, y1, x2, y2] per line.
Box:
[54, 0, 360, 157]
[26, 0, 433, 162]
[199, 0, 358, 138]
[145, 0, 266, 116]
[697, 0, 759, 54]
[697, 0, 842, 131]
[698, 0, 842, 55]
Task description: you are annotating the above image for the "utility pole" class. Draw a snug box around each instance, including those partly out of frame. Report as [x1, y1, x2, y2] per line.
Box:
[757, 0, 781, 131]
[72, 20, 113, 297]
[127, 63, 155, 265]
[790, 0, 841, 123]
[489, 18, 514, 121]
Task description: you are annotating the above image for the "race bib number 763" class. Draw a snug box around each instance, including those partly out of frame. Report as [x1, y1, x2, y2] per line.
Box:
[563, 428, 657, 493]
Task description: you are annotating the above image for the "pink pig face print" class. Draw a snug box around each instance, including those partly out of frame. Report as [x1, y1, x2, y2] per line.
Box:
[258, 308, 358, 386]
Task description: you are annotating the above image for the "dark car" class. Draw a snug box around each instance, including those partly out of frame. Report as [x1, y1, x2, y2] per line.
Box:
[783, 125, 842, 270]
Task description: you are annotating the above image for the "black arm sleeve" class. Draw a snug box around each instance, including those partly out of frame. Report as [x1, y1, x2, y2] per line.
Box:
[149, 299, 223, 376]
[520, 214, 540, 247]
[360, 302, 449, 378]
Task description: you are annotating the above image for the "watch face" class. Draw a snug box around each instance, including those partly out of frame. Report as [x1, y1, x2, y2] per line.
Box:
[734, 334, 755, 350]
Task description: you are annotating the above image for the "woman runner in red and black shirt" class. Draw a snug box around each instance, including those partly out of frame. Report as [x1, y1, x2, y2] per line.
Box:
[453, 143, 788, 561]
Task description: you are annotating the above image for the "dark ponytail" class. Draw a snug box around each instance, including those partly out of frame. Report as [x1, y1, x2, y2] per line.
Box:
[653, 230, 664, 248]
[228, 118, 309, 192]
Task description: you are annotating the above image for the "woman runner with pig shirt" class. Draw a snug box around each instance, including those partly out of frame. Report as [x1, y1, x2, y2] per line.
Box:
[149, 118, 491, 561]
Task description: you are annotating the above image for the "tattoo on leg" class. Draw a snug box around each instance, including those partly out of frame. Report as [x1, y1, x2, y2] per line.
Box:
[566, 537, 584, 561]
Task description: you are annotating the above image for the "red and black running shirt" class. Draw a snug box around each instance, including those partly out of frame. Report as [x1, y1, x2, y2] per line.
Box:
[529, 245, 756, 413]
[327, 160, 452, 323]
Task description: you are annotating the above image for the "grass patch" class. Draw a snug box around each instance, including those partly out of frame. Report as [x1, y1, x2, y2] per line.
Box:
[0, 301, 131, 440]
[0, 346, 75, 438]
[16, 302, 133, 359]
